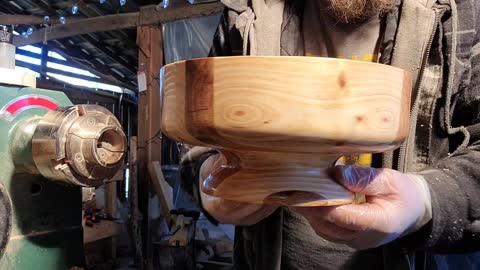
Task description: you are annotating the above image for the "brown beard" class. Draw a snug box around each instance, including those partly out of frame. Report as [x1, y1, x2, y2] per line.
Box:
[322, 0, 396, 23]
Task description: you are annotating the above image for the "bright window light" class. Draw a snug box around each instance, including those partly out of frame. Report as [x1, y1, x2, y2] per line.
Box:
[48, 51, 66, 61]
[15, 54, 41, 65]
[18, 45, 42, 54]
[13, 48, 132, 96]
[17, 45, 67, 61]
[47, 72, 124, 93]
[47, 62, 99, 78]
[15, 66, 40, 78]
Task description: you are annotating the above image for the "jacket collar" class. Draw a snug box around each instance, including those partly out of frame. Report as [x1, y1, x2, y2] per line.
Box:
[390, 0, 438, 90]
[221, 0, 286, 10]
[220, 0, 249, 13]
[222, 0, 286, 55]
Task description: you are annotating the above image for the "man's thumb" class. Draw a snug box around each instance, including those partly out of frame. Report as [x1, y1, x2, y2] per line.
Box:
[330, 165, 394, 196]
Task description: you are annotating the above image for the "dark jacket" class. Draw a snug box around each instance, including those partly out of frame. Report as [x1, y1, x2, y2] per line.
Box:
[179, 0, 480, 269]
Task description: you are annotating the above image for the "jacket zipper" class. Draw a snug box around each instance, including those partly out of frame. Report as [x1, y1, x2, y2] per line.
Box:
[397, 9, 441, 173]
[398, 8, 441, 270]
[403, 248, 415, 270]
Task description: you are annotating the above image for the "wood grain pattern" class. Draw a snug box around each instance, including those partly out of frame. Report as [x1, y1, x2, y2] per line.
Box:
[161, 56, 412, 206]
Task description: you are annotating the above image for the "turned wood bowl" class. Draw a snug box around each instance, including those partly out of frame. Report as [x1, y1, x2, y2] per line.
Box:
[161, 56, 412, 207]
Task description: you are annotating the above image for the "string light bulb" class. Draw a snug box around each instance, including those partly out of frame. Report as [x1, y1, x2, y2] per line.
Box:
[59, 16, 66, 24]
[120, 0, 126, 6]
[99, 0, 106, 3]
[162, 0, 169, 8]
[44, 16, 50, 22]
[26, 26, 34, 36]
[71, 3, 79, 14]
[21, 26, 34, 38]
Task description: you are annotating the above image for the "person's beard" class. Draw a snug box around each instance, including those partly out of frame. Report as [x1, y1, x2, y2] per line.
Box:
[322, 0, 396, 23]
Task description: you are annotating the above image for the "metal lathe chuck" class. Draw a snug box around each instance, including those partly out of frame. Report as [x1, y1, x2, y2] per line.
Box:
[32, 105, 127, 187]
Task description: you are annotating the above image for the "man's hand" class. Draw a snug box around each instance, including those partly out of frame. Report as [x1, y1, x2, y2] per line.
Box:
[294, 165, 432, 249]
[199, 154, 277, 226]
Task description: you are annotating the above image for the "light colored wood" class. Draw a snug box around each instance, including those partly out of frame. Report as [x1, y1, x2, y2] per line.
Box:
[161, 56, 412, 206]
[148, 161, 174, 225]
[200, 151, 355, 206]
[13, 2, 224, 46]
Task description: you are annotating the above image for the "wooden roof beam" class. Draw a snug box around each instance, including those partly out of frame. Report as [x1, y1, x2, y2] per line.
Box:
[12, 2, 224, 46]
[0, 15, 50, 25]
[0, 15, 83, 26]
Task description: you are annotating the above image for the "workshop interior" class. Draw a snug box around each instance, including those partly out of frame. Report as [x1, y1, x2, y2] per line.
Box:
[0, 0, 454, 269]
[0, 0, 232, 269]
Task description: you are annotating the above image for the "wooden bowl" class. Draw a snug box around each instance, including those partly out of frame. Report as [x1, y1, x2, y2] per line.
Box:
[161, 56, 412, 207]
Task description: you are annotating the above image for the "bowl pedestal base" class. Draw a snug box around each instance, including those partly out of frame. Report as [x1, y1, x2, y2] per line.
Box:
[201, 150, 356, 207]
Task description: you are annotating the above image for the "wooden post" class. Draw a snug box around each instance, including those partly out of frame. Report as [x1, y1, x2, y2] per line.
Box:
[105, 180, 118, 260]
[129, 136, 143, 268]
[136, 25, 163, 270]
[137, 25, 163, 164]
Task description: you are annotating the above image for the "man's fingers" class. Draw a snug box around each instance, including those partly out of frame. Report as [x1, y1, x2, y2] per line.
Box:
[321, 204, 386, 232]
[330, 165, 398, 196]
[295, 204, 383, 232]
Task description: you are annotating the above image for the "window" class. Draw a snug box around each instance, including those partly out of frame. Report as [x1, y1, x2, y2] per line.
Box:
[15, 45, 132, 94]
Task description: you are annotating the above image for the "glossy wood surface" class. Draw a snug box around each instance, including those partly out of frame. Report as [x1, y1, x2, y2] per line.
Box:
[161, 56, 412, 206]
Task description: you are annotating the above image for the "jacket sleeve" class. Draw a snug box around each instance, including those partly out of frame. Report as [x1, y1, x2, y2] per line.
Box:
[178, 146, 219, 223]
[406, 9, 480, 254]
